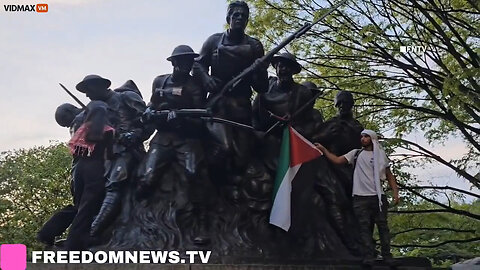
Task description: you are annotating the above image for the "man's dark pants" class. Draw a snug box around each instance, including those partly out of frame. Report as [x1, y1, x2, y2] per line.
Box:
[353, 195, 392, 259]
[64, 157, 105, 250]
[37, 205, 77, 245]
[37, 161, 79, 245]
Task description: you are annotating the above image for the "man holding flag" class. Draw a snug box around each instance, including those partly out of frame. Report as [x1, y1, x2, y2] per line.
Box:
[314, 130, 400, 264]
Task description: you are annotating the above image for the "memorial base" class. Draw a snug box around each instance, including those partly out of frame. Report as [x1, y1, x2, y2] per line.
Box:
[28, 257, 432, 270]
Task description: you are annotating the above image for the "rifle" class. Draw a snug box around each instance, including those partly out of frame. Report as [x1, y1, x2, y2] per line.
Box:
[263, 89, 327, 136]
[207, 0, 347, 108]
[202, 117, 255, 131]
[142, 108, 212, 123]
[59, 83, 86, 109]
[142, 108, 256, 131]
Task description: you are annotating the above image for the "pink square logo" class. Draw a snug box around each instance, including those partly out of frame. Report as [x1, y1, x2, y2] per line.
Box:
[0, 244, 27, 270]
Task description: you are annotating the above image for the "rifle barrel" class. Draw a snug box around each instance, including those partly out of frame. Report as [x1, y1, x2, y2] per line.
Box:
[263, 90, 326, 136]
[202, 117, 255, 131]
[59, 83, 86, 109]
[310, 0, 348, 26]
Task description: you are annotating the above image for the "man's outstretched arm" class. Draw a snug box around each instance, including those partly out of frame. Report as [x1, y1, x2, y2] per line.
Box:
[314, 143, 348, 165]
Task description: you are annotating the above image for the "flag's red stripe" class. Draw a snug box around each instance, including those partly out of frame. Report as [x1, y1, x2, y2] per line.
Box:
[289, 126, 322, 167]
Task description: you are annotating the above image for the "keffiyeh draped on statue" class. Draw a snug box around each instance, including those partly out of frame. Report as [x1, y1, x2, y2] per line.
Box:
[68, 123, 114, 157]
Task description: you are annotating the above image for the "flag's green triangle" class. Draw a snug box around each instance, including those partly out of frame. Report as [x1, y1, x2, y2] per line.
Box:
[272, 126, 290, 201]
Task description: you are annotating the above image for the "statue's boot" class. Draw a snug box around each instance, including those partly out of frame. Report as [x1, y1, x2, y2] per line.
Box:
[329, 207, 361, 256]
[36, 233, 54, 247]
[90, 191, 121, 237]
[136, 179, 153, 200]
[193, 206, 210, 245]
[224, 174, 243, 203]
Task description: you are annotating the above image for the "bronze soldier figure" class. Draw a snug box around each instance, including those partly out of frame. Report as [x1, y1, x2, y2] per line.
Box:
[37, 103, 83, 247]
[193, 1, 268, 191]
[74, 75, 151, 237]
[253, 53, 319, 136]
[312, 90, 365, 255]
[138, 45, 210, 245]
[314, 91, 364, 157]
[313, 90, 364, 217]
[249, 53, 325, 228]
[54, 103, 83, 135]
[64, 100, 114, 250]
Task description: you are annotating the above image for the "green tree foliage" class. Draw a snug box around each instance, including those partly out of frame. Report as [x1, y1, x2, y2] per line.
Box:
[0, 143, 72, 250]
[388, 199, 480, 266]
[247, 0, 480, 188]
[246, 0, 480, 264]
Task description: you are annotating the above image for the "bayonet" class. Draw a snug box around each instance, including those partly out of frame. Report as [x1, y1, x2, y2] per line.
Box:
[59, 83, 86, 109]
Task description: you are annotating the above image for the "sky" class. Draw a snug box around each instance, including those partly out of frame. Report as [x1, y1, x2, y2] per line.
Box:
[0, 0, 478, 200]
[0, 0, 227, 151]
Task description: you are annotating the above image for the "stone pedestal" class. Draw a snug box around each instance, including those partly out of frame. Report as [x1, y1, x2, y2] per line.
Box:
[28, 257, 432, 270]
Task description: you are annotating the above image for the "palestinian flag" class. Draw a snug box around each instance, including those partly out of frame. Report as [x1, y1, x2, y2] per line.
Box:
[269, 126, 323, 231]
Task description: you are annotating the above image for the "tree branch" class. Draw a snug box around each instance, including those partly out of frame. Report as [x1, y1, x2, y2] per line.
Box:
[390, 237, 480, 248]
[391, 227, 477, 236]
[402, 185, 480, 199]
[386, 138, 480, 188]
[389, 209, 452, 214]
[398, 182, 480, 220]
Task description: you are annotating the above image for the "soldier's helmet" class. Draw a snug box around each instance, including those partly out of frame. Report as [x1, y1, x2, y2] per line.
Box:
[271, 52, 302, 74]
[334, 90, 354, 107]
[76, 74, 111, 93]
[166, 45, 199, 62]
[55, 103, 82, 128]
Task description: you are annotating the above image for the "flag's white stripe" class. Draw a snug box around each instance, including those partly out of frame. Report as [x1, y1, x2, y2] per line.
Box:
[269, 164, 301, 231]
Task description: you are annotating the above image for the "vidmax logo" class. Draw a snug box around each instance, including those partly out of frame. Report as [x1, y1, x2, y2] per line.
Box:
[3, 3, 48, 13]
[36, 4, 48, 12]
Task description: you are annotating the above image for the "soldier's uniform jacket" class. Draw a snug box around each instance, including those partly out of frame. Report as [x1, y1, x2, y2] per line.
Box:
[149, 74, 206, 143]
[313, 116, 364, 156]
[105, 91, 145, 137]
[253, 77, 320, 139]
[193, 31, 268, 99]
[102, 90, 150, 185]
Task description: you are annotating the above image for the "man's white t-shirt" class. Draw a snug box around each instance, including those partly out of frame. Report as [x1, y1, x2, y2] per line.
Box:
[343, 149, 390, 196]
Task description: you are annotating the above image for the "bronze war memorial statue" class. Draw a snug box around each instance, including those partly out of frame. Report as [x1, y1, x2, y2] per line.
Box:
[38, 1, 432, 268]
